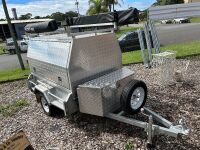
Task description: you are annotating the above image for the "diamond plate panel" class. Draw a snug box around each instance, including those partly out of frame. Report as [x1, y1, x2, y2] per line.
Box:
[28, 33, 122, 97]
[77, 68, 134, 116]
[69, 33, 122, 92]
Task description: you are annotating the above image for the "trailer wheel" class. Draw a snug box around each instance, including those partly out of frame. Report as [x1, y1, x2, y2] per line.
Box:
[120, 80, 147, 114]
[38, 94, 53, 116]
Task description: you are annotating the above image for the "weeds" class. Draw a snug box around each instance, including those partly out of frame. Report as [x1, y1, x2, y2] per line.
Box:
[0, 99, 30, 117]
[125, 141, 134, 150]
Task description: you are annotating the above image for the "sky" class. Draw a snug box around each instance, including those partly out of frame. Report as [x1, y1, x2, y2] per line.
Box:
[0, 0, 156, 19]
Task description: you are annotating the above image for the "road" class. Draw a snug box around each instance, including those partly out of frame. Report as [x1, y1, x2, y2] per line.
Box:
[1, 23, 200, 70]
[0, 53, 28, 71]
[156, 23, 200, 45]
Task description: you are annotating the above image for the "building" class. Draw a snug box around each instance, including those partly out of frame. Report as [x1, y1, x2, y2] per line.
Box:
[0, 19, 53, 41]
[184, 0, 200, 3]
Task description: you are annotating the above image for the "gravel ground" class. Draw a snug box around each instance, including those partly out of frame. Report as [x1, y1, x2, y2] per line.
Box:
[0, 57, 200, 150]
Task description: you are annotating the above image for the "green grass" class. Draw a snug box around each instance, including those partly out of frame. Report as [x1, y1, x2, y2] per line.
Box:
[0, 68, 30, 82]
[122, 50, 142, 64]
[190, 17, 200, 23]
[125, 141, 134, 150]
[122, 41, 200, 65]
[0, 43, 6, 55]
[116, 26, 139, 38]
[0, 99, 30, 117]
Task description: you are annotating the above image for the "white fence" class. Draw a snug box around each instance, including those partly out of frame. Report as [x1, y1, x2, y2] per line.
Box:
[149, 2, 200, 20]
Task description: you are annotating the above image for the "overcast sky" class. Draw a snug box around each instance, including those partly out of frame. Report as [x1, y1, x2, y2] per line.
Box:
[0, 0, 156, 19]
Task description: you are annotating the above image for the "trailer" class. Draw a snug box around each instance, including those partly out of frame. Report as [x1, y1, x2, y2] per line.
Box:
[27, 30, 189, 147]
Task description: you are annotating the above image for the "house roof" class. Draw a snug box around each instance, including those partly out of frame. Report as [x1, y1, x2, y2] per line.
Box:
[0, 19, 53, 25]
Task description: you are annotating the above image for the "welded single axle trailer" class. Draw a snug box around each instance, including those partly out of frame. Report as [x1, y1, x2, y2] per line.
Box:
[27, 31, 189, 146]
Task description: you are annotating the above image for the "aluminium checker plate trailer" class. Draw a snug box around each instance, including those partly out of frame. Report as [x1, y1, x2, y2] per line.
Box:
[27, 31, 190, 147]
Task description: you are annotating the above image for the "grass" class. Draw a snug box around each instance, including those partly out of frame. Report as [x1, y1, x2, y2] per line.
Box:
[0, 68, 30, 82]
[125, 141, 134, 150]
[116, 26, 139, 38]
[190, 17, 200, 23]
[0, 99, 30, 117]
[122, 50, 142, 64]
[0, 43, 6, 55]
[122, 41, 200, 65]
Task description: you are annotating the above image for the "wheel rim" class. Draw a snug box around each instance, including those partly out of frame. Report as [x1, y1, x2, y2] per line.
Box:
[41, 97, 50, 113]
[130, 87, 145, 110]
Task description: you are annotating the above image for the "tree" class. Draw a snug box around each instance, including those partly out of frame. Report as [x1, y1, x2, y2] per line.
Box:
[103, 0, 123, 12]
[87, 0, 108, 15]
[153, 0, 184, 6]
[19, 13, 32, 20]
[34, 16, 41, 19]
[49, 11, 78, 21]
[65, 11, 78, 18]
[50, 12, 66, 21]
[139, 10, 148, 21]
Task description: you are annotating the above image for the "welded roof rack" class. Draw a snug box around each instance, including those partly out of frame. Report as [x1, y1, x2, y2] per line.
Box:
[69, 28, 115, 38]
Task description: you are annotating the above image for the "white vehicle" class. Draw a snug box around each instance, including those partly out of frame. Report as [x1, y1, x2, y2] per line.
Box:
[6, 38, 28, 54]
[161, 20, 172, 24]
[173, 18, 190, 24]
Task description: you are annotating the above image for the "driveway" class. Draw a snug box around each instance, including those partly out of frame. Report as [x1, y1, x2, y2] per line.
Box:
[157, 23, 200, 45]
[0, 53, 28, 71]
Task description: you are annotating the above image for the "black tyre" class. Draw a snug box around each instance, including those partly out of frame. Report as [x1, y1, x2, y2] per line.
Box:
[9, 50, 14, 55]
[120, 80, 147, 114]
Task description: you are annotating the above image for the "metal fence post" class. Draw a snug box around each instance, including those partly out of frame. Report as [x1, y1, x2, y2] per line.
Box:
[137, 29, 148, 68]
[144, 22, 153, 66]
[2, 0, 25, 70]
[148, 20, 160, 54]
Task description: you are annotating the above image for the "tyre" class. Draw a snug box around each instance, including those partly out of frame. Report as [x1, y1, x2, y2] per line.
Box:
[9, 50, 14, 55]
[120, 80, 147, 114]
[38, 94, 53, 116]
[37, 93, 64, 116]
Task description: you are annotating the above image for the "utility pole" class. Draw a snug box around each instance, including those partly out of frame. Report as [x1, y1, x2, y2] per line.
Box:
[113, 0, 115, 12]
[2, 0, 25, 70]
[75, 0, 80, 16]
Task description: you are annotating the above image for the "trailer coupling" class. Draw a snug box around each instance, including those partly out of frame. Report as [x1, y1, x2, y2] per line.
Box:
[106, 107, 190, 146]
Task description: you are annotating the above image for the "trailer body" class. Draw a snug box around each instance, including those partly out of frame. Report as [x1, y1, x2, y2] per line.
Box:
[27, 32, 128, 115]
[27, 31, 189, 146]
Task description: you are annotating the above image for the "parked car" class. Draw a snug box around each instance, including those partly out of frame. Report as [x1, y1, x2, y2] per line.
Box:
[173, 18, 190, 24]
[118, 31, 141, 52]
[118, 31, 153, 52]
[161, 20, 173, 24]
[6, 38, 28, 54]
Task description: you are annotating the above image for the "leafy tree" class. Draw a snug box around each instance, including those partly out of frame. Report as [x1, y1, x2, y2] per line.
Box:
[34, 16, 41, 19]
[17, 11, 78, 21]
[65, 11, 78, 18]
[19, 13, 32, 20]
[139, 10, 147, 21]
[50, 12, 66, 21]
[87, 0, 108, 15]
[103, 0, 123, 12]
[42, 15, 51, 19]
[50, 11, 78, 21]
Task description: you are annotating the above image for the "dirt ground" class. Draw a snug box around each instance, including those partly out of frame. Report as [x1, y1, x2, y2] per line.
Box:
[0, 56, 199, 150]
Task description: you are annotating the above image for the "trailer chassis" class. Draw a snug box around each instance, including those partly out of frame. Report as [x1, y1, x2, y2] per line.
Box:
[106, 107, 190, 147]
